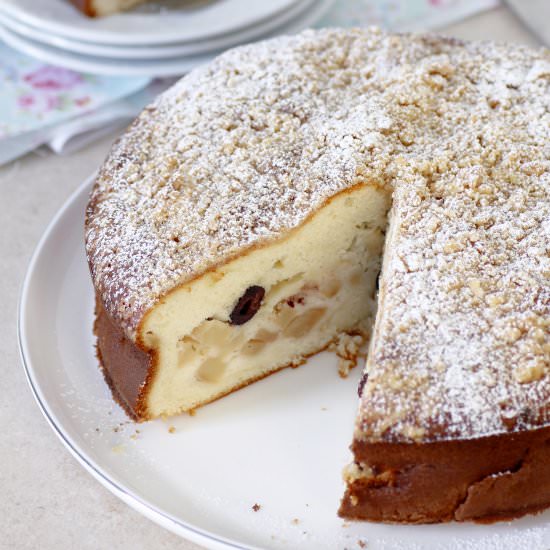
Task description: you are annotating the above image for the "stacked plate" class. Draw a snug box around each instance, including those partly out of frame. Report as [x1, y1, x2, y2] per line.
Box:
[0, 0, 334, 76]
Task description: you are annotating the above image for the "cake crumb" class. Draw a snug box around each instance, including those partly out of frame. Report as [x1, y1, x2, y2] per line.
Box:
[168, 426, 176, 433]
[291, 518, 300, 525]
[333, 333, 368, 377]
[252, 503, 261, 512]
[514, 361, 546, 384]
[358, 540, 367, 548]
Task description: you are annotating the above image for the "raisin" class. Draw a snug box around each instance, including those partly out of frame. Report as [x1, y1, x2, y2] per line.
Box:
[229, 285, 265, 325]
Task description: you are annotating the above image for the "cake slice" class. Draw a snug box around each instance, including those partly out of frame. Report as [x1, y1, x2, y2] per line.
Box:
[70, 0, 147, 17]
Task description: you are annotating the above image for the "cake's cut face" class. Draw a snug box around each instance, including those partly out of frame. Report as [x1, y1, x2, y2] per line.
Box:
[142, 184, 389, 417]
[86, 28, 550, 523]
[70, 0, 147, 16]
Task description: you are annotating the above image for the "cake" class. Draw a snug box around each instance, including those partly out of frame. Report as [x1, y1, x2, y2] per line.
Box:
[85, 28, 550, 523]
[70, 0, 147, 17]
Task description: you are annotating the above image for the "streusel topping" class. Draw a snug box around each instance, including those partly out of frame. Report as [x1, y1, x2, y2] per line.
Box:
[354, 32, 549, 441]
[86, 28, 549, 440]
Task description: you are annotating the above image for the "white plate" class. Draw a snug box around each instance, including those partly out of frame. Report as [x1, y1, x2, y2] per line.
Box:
[19, 175, 550, 550]
[0, 0, 314, 60]
[0, 0, 333, 76]
[0, 0, 301, 46]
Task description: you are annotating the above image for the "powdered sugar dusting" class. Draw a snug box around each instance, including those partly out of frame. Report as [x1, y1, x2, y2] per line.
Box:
[86, 28, 402, 335]
[85, 28, 549, 441]
[356, 33, 550, 441]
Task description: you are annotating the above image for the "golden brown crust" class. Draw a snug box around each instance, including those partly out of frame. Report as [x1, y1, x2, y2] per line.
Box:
[339, 426, 550, 523]
[94, 297, 154, 420]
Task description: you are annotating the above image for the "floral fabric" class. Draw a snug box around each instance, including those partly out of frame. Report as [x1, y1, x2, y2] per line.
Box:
[0, 45, 148, 139]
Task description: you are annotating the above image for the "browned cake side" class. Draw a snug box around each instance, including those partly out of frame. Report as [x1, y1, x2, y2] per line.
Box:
[94, 298, 152, 420]
[340, 427, 550, 523]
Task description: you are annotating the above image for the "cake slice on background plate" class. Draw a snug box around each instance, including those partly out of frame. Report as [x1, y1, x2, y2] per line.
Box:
[70, 0, 147, 17]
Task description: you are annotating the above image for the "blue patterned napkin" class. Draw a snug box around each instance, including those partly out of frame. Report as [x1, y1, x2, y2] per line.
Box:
[0, 44, 149, 139]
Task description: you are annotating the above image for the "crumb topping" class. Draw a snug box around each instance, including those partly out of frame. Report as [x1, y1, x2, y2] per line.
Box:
[85, 28, 550, 441]
[355, 32, 550, 442]
[330, 332, 368, 378]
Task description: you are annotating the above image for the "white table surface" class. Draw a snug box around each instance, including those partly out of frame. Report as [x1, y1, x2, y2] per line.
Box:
[0, 6, 541, 550]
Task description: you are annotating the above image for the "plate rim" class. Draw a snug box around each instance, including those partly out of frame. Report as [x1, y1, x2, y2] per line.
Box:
[17, 175, 253, 550]
[0, 0, 302, 46]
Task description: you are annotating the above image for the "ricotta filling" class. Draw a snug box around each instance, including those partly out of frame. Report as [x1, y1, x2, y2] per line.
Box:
[141, 185, 390, 418]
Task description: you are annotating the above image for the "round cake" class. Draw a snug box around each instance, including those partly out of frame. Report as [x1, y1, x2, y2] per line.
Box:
[85, 28, 550, 523]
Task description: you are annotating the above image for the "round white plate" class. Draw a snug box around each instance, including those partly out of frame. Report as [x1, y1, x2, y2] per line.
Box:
[0, 0, 333, 76]
[0, 0, 314, 59]
[0, 0, 302, 46]
[19, 175, 550, 550]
